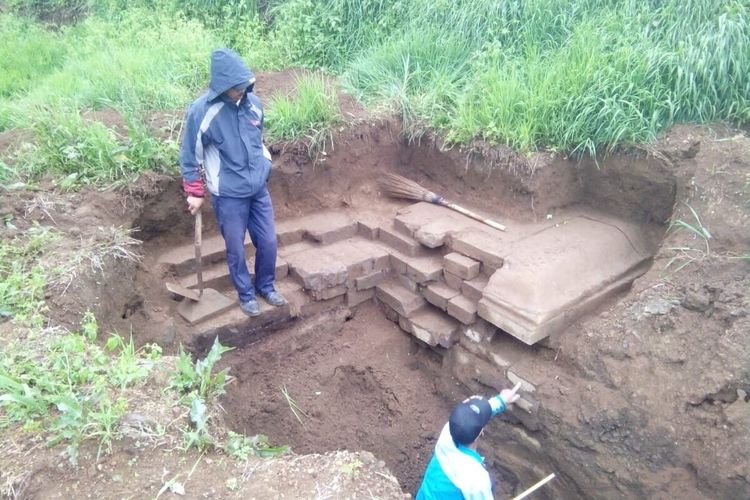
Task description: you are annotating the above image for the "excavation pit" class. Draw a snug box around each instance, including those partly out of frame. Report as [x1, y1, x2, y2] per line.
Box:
[129, 126, 678, 497]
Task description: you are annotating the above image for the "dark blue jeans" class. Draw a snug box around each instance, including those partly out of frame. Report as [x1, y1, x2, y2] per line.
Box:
[211, 187, 278, 303]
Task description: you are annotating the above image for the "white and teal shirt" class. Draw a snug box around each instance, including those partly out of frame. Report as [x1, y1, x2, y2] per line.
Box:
[415, 423, 493, 500]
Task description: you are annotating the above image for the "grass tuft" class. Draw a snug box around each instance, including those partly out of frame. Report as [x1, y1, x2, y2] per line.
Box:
[265, 74, 340, 155]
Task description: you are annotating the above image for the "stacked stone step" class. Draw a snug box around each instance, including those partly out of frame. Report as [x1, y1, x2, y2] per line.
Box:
[372, 206, 500, 351]
[283, 237, 391, 309]
[159, 210, 371, 330]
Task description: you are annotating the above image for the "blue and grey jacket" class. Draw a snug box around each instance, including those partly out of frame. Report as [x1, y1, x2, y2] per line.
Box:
[180, 48, 272, 198]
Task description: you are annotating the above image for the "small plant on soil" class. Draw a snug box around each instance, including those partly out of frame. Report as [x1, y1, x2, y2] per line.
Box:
[664, 203, 712, 273]
[224, 431, 289, 460]
[0, 313, 158, 464]
[169, 337, 233, 450]
[0, 223, 58, 326]
[169, 337, 232, 403]
[280, 384, 309, 427]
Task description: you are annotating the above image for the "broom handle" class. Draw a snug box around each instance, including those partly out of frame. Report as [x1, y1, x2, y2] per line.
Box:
[441, 201, 507, 232]
[512, 473, 556, 500]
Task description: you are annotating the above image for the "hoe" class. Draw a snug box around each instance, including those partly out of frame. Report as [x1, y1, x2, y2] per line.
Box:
[166, 210, 234, 324]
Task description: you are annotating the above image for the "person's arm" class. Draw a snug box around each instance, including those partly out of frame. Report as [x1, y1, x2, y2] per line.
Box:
[488, 382, 522, 415]
[179, 104, 206, 214]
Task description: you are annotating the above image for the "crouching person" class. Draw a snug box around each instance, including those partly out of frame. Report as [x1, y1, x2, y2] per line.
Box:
[416, 385, 521, 499]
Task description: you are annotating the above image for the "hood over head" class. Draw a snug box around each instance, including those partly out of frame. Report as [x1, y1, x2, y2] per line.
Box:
[207, 48, 255, 100]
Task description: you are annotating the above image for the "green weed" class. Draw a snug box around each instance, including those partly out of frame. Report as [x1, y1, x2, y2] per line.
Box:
[0, 15, 66, 97]
[224, 431, 289, 460]
[12, 110, 178, 188]
[280, 384, 308, 427]
[169, 337, 233, 404]
[169, 337, 233, 450]
[0, 314, 156, 464]
[664, 203, 712, 273]
[265, 74, 340, 155]
[0, 223, 58, 326]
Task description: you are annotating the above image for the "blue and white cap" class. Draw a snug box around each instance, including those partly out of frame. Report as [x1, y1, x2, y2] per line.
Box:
[448, 396, 492, 446]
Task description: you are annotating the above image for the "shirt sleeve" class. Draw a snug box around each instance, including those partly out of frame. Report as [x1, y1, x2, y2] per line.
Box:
[488, 394, 506, 415]
[179, 103, 206, 197]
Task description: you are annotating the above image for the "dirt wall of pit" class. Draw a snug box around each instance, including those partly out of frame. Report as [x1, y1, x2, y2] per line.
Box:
[69, 119, 747, 499]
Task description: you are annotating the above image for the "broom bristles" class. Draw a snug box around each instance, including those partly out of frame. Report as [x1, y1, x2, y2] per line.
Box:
[380, 173, 441, 203]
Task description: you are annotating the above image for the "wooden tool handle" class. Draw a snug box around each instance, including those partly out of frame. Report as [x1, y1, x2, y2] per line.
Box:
[444, 202, 507, 232]
[194, 210, 204, 295]
[511, 473, 556, 500]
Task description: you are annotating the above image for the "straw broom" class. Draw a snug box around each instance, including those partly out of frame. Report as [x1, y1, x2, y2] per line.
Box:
[380, 173, 507, 232]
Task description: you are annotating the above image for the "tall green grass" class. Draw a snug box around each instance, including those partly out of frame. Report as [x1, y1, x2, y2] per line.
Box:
[265, 74, 340, 153]
[0, 15, 66, 97]
[2, 0, 748, 180]
[0, 10, 217, 131]
[10, 109, 178, 189]
[271, 0, 750, 153]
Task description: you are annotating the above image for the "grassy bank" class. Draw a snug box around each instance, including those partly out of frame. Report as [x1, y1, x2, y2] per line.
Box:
[0, 0, 748, 187]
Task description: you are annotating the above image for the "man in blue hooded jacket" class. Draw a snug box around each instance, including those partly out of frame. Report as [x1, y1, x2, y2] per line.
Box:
[180, 48, 285, 316]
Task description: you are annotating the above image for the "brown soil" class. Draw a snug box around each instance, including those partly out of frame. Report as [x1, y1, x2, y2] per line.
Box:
[1, 70, 748, 499]
[218, 304, 452, 495]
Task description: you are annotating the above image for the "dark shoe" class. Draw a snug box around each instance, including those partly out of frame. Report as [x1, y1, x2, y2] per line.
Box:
[260, 290, 286, 307]
[240, 299, 261, 317]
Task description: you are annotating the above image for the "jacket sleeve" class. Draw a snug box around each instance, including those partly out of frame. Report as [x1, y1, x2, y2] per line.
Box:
[250, 94, 272, 163]
[179, 103, 206, 197]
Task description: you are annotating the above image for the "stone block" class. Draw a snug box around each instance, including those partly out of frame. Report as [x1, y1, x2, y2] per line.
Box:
[507, 362, 543, 393]
[423, 282, 460, 311]
[375, 281, 426, 317]
[289, 259, 347, 292]
[277, 227, 306, 246]
[447, 228, 508, 270]
[275, 260, 290, 280]
[444, 345, 504, 392]
[406, 255, 444, 284]
[276, 211, 357, 246]
[300, 294, 345, 317]
[347, 287, 374, 307]
[393, 218, 415, 237]
[478, 216, 651, 345]
[461, 274, 488, 302]
[377, 300, 400, 323]
[459, 327, 528, 371]
[389, 252, 409, 274]
[443, 252, 480, 280]
[395, 202, 474, 247]
[398, 315, 413, 333]
[356, 214, 383, 240]
[379, 224, 421, 256]
[285, 238, 389, 292]
[307, 222, 358, 245]
[443, 270, 463, 290]
[514, 394, 538, 414]
[373, 252, 390, 271]
[447, 295, 477, 325]
[413, 219, 463, 248]
[461, 319, 495, 344]
[355, 269, 388, 291]
[311, 284, 348, 301]
[159, 233, 254, 275]
[400, 307, 460, 348]
[397, 273, 419, 293]
[179, 257, 288, 290]
[278, 241, 317, 259]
